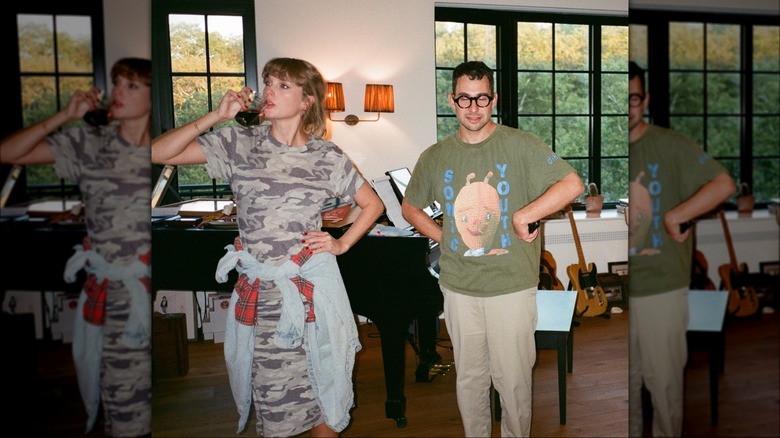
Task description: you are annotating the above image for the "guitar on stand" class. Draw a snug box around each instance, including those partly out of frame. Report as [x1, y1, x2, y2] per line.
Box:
[717, 208, 760, 317]
[565, 205, 608, 317]
[538, 220, 566, 290]
[688, 221, 717, 291]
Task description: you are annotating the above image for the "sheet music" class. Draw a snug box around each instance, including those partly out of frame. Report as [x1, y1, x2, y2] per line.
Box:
[372, 175, 412, 229]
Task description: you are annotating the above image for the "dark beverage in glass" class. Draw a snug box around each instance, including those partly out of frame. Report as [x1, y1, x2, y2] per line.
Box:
[235, 92, 265, 127]
[235, 109, 261, 127]
[84, 109, 110, 126]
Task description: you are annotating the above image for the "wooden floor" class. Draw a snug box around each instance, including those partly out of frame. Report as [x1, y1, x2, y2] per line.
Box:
[12, 305, 779, 437]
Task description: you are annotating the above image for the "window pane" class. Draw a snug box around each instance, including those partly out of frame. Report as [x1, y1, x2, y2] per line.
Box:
[601, 157, 628, 201]
[555, 73, 589, 114]
[555, 24, 589, 70]
[436, 70, 454, 113]
[754, 73, 780, 114]
[172, 76, 208, 127]
[517, 72, 552, 114]
[602, 73, 627, 114]
[669, 72, 704, 114]
[629, 24, 648, 69]
[21, 76, 56, 126]
[707, 73, 740, 114]
[752, 158, 779, 201]
[670, 116, 704, 146]
[60, 76, 94, 127]
[706, 24, 740, 71]
[518, 116, 552, 147]
[178, 164, 213, 186]
[518, 22, 552, 70]
[437, 117, 459, 141]
[436, 22, 464, 68]
[56, 16, 93, 73]
[719, 158, 740, 184]
[601, 116, 628, 156]
[170, 14, 207, 73]
[602, 25, 628, 71]
[556, 116, 589, 157]
[753, 116, 780, 156]
[670, 22, 703, 69]
[707, 116, 740, 157]
[466, 24, 496, 67]
[208, 15, 244, 73]
[753, 25, 780, 71]
[18, 15, 54, 73]
[567, 159, 589, 189]
[211, 76, 246, 128]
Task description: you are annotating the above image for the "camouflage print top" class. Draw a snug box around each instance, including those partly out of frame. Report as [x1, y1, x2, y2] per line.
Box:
[48, 124, 152, 266]
[198, 123, 364, 264]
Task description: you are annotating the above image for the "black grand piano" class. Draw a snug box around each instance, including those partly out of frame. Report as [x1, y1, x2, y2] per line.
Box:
[151, 210, 444, 428]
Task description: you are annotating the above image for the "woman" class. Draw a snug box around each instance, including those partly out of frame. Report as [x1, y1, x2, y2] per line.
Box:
[152, 57, 383, 437]
[0, 57, 153, 437]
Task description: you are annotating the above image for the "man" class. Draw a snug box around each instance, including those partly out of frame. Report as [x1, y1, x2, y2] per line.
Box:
[401, 60, 583, 437]
[627, 61, 736, 437]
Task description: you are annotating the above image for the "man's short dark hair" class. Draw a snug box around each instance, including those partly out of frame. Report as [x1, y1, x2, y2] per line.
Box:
[452, 61, 495, 95]
[629, 61, 646, 93]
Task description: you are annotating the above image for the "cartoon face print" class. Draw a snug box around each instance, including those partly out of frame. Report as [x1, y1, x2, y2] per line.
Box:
[453, 171, 507, 256]
[628, 171, 659, 256]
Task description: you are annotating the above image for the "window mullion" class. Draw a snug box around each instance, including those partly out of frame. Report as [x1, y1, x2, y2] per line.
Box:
[591, 24, 602, 191]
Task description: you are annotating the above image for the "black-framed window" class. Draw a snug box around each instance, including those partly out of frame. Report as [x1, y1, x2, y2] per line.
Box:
[630, 11, 779, 206]
[435, 8, 629, 205]
[151, 0, 256, 203]
[2, 2, 105, 204]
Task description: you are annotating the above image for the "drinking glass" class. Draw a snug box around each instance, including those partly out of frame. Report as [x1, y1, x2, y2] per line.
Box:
[83, 91, 111, 126]
[235, 92, 265, 127]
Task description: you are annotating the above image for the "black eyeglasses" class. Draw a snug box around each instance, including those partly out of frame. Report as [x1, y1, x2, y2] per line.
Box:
[629, 93, 646, 108]
[453, 94, 494, 109]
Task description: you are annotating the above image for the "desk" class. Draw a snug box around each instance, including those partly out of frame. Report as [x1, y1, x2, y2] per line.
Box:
[495, 290, 576, 425]
[687, 290, 728, 426]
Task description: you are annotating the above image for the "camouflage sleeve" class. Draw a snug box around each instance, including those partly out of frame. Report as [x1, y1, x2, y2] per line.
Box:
[48, 127, 89, 181]
[198, 128, 237, 182]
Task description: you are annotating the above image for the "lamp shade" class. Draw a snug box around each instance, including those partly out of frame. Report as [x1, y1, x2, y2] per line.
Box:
[325, 82, 345, 112]
[364, 84, 394, 113]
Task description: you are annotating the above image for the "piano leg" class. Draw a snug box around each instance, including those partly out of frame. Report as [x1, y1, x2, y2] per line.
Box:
[374, 319, 409, 428]
[414, 314, 443, 383]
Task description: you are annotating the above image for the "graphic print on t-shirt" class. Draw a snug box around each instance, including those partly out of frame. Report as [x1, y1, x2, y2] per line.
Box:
[628, 165, 662, 257]
[449, 169, 509, 257]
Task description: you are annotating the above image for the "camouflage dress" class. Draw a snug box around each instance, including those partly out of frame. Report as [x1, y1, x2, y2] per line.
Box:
[48, 123, 152, 436]
[199, 123, 363, 436]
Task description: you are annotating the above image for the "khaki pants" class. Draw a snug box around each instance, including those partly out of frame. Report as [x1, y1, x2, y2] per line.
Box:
[442, 286, 537, 437]
[629, 287, 689, 437]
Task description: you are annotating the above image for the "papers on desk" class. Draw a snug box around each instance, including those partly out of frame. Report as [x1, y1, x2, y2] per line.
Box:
[688, 290, 728, 332]
[372, 175, 413, 229]
[536, 290, 577, 332]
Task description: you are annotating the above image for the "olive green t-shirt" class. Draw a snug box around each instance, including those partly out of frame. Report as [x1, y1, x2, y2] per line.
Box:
[406, 124, 576, 297]
[628, 124, 728, 297]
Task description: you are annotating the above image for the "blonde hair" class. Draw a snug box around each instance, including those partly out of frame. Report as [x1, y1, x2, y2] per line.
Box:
[262, 58, 327, 138]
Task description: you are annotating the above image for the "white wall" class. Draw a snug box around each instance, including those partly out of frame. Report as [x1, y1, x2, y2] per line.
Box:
[103, 0, 151, 92]
[255, 0, 627, 183]
[630, 0, 779, 14]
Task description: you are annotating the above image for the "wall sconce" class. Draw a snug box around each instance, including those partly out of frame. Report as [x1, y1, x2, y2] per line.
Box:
[326, 82, 394, 126]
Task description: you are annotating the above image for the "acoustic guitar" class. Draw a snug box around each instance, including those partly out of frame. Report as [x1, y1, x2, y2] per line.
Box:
[565, 205, 608, 317]
[537, 221, 565, 290]
[688, 221, 716, 291]
[717, 208, 760, 317]
[539, 250, 565, 290]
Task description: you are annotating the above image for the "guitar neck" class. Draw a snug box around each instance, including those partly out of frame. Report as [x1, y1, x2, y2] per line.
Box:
[719, 209, 739, 270]
[566, 205, 588, 271]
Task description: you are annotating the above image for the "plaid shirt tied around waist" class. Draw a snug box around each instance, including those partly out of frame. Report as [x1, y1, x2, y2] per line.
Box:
[230, 237, 315, 326]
